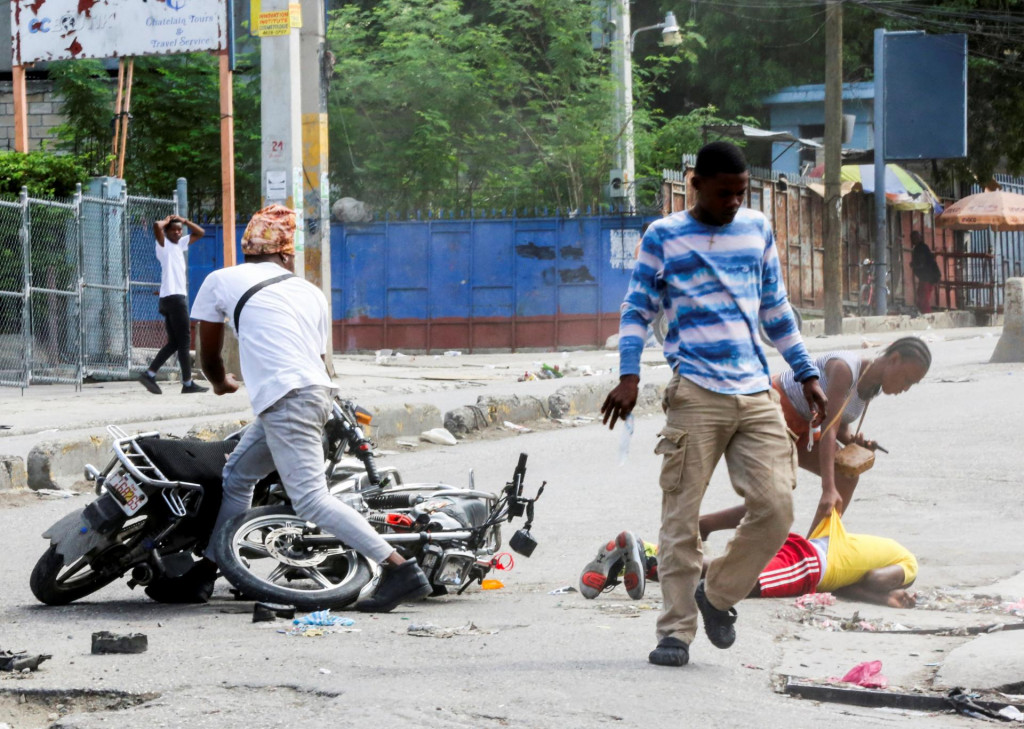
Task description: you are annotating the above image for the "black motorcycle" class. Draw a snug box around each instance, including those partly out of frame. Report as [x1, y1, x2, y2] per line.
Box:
[31, 400, 544, 609]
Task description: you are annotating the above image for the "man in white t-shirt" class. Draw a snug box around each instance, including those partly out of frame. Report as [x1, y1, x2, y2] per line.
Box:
[138, 214, 209, 395]
[146, 204, 431, 611]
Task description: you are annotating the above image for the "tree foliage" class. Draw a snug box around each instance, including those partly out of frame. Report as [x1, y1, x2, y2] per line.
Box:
[0, 150, 89, 198]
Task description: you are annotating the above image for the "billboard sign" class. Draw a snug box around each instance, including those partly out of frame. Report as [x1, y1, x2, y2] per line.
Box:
[12, 0, 227, 65]
[883, 32, 968, 160]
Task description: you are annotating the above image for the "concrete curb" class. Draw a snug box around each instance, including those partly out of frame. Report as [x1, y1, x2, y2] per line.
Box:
[800, 310, 980, 337]
[27, 436, 111, 491]
[991, 278, 1024, 363]
[23, 384, 655, 489]
[0, 455, 27, 492]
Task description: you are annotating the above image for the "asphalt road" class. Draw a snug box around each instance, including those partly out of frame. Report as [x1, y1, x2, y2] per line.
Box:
[1, 331, 1021, 727]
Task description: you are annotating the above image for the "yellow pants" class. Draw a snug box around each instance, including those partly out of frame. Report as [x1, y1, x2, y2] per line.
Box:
[810, 510, 918, 591]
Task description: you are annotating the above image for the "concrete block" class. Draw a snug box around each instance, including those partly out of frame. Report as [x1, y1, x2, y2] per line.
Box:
[185, 420, 249, 441]
[27, 435, 111, 491]
[474, 394, 548, 427]
[28, 102, 53, 114]
[934, 631, 1024, 691]
[0, 455, 28, 491]
[991, 278, 1024, 363]
[368, 403, 441, 445]
[547, 382, 608, 419]
[443, 404, 491, 436]
[91, 631, 148, 655]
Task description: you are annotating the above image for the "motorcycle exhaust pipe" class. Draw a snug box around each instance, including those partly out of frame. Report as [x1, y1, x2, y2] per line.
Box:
[128, 563, 155, 588]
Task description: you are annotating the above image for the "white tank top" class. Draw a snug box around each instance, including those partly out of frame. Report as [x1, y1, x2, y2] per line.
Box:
[779, 351, 869, 426]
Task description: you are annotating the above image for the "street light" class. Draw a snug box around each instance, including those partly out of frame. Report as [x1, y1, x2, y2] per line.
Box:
[631, 11, 682, 52]
[609, 9, 681, 213]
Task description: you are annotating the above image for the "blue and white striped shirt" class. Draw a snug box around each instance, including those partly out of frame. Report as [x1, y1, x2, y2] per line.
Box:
[619, 208, 818, 394]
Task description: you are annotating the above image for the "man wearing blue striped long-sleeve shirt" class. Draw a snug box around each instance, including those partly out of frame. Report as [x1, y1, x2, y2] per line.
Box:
[601, 142, 828, 668]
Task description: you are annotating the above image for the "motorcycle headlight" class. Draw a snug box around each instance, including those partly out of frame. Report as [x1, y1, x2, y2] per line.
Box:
[436, 550, 476, 586]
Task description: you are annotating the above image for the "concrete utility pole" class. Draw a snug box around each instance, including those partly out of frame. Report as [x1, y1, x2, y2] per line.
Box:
[260, 0, 305, 275]
[300, 0, 334, 371]
[823, 0, 844, 334]
[610, 0, 636, 214]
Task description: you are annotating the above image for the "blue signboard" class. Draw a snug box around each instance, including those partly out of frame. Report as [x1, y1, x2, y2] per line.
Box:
[883, 32, 967, 160]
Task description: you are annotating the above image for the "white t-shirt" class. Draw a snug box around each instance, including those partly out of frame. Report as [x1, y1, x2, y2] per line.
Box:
[190, 261, 333, 415]
[155, 235, 190, 298]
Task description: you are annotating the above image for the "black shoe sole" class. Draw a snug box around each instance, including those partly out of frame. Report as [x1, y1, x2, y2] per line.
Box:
[138, 376, 162, 395]
[695, 581, 737, 649]
[649, 646, 689, 666]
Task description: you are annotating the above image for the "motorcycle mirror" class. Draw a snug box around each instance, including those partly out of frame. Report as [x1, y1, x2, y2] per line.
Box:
[84, 464, 100, 481]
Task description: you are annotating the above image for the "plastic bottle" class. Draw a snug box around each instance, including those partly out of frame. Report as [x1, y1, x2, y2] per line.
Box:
[618, 414, 635, 465]
[808, 424, 821, 451]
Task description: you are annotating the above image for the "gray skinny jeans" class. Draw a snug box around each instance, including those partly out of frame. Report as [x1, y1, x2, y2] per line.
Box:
[205, 385, 394, 565]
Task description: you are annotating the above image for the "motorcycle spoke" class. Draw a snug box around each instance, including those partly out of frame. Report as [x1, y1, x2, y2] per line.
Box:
[238, 536, 271, 558]
[266, 563, 291, 584]
[299, 566, 335, 589]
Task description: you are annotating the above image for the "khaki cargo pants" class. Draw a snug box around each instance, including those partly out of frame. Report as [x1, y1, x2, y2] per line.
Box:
[655, 373, 797, 645]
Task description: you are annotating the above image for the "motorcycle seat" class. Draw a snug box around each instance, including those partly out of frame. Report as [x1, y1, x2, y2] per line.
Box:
[136, 436, 237, 489]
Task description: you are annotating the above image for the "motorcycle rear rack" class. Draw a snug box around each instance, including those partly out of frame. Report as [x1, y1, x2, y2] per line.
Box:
[106, 426, 204, 518]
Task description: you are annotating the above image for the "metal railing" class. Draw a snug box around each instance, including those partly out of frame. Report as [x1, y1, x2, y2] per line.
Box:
[0, 183, 178, 389]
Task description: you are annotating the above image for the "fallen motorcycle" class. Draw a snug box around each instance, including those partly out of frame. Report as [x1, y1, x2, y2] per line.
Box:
[31, 399, 544, 609]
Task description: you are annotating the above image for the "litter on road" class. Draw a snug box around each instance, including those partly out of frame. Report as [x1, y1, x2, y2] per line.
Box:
[406, 622, 497, 639]
[0, 649, 51, 672]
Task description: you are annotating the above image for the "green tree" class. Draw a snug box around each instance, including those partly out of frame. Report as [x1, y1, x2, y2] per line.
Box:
[48, 59, 114, 176]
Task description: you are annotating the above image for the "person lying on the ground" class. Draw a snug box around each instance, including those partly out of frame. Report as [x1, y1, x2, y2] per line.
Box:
[773, 337, 932, 533]
[581, 508, 917, 609]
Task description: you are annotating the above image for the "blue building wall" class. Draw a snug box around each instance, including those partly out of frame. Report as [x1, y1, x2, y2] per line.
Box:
[179, 215, 655, 351]
[763, 82, 875, 175]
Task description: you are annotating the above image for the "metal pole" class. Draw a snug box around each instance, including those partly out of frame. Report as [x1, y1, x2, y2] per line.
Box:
[823, 0, 843, 334]
[19, 188, 32, 387]
[74, 183, 84, 389]
[120, 186, 130, 378]
[300, 0, 333, 369]
[873, 28, 888, 315]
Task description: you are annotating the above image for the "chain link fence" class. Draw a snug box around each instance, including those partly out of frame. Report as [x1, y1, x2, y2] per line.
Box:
[0, 182, 179, 389]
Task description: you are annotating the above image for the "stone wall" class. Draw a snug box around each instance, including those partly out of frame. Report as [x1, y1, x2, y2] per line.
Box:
[0, 79, 66, 152]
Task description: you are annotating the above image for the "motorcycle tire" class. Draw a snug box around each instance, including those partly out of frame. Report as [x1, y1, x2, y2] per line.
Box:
[758, 307, 804, 349]
[213, 505, 374, 611]
[30, 544, 120, 606]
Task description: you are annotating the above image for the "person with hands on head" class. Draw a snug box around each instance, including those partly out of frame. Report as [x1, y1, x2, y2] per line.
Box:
[138, 214, 208, 395]
[772, 337, 932, 534]
[600, 141, 827, 669]
[145, 204, 432, 611]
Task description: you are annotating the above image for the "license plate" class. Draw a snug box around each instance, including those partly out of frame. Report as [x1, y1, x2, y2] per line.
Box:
[106, 472, 148, 516]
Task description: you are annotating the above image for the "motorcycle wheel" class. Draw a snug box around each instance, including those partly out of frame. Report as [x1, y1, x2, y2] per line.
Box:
[213, 505, 373, 611]
[30, 544, 122, 606]
[758, 308, 804, 349]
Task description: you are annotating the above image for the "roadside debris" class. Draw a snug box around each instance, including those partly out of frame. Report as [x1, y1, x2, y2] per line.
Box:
[406, 622, 497, 639]
[549, 585, 577, 595]
[0, 649, 51, 672]
[292, 610, 355, 628]
[834, 660, 888, 689]
[998, 705, 1024, 722]
[91, 632, 147, 655]
[420, 428, 458, 446]
[795, 593, 836, 609]
[34, 489, 78, 500]
[502, 421, 532, 433]
[396, 439, 419, 449]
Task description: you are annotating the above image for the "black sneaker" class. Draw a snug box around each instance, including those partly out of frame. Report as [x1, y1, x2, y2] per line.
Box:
[145, 559, 218, 604]
[138, 373, 162, 395]
[695, 579, 737, 649]
[649, 636, 689, 667]
[355, 559, 432, 613]
[181, 382, 209, 394]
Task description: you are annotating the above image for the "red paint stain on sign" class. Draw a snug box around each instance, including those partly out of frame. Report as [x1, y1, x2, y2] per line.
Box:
[28, 0, 45, 14]
[77, 0, 98, 17]
[66, 37, 83, 56]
